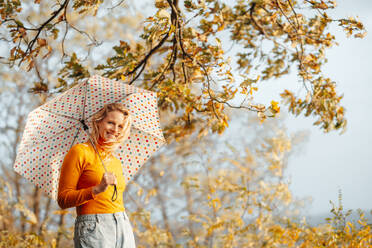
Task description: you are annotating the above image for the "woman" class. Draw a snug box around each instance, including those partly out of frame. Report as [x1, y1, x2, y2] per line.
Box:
[58, 103, 136, 248]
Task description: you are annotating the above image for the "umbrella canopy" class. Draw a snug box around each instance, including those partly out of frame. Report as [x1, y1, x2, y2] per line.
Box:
[14, 75, 165, 199]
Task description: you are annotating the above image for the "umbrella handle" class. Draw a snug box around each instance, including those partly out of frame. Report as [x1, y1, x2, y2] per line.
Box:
[112, 185, 118, 202]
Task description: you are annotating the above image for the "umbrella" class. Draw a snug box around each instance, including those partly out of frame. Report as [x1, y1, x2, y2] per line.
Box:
[13, 75, 165, 199]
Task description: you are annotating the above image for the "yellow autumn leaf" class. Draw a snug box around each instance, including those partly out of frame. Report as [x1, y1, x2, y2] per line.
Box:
[271, 100, 280, 112]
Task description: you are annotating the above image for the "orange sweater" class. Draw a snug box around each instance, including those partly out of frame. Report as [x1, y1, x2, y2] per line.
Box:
[57, 142, 125, 215]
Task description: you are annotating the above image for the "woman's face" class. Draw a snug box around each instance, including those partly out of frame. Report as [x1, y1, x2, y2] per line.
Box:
[97, 110, 126, 143]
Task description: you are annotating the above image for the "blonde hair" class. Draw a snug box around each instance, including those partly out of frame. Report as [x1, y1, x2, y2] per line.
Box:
[90, 103, 131, 152]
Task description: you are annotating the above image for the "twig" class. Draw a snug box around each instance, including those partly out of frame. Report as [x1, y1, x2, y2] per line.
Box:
[19, 0, 70, 65]
[127, 30, 170, 85]
[149, 51, 175, 90]
[61, 6, 69, 60]
[108, 0, 126, 10]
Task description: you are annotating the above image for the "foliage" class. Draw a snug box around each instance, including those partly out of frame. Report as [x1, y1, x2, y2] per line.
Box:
[122, 116, 372, 247]
[0, 0, 367, 140]
[0, 178, 47, 247]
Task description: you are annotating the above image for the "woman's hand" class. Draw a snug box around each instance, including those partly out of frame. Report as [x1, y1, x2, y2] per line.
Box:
[92, 172, 117, 195]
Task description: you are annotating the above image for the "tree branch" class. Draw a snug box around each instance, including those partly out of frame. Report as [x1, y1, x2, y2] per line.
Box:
[19, 0, 70, 65]
[127, 30, 170, 85]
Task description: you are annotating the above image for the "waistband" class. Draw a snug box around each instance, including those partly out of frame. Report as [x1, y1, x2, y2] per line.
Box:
[76, 211, 129, 223]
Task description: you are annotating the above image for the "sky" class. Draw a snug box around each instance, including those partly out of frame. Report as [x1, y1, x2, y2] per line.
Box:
[254, 0, 372, 215]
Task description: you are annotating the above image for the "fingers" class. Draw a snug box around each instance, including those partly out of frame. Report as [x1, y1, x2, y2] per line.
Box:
[103, 172, 117, 185]
[94, 172, 118, 195]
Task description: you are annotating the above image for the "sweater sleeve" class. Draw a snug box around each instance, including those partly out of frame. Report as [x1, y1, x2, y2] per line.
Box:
[57, 145, 96, 209]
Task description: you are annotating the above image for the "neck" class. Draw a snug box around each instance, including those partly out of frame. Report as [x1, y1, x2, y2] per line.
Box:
[96, 137, 116, 153]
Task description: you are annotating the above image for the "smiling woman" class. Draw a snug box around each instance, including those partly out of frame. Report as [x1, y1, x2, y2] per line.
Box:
[91, 103, 131, 153]
[57, 103, 136, 248]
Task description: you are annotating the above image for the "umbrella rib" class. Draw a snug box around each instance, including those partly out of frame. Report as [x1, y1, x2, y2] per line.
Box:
[69, 125, 82, 153]
[39, 80, 88, 123]
[27, 122, 82, 148]
[82, 80, 88, 120]
[39, 107, 81, 122]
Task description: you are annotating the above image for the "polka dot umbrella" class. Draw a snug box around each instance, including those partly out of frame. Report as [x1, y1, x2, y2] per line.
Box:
[13, 75, 166, 200]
